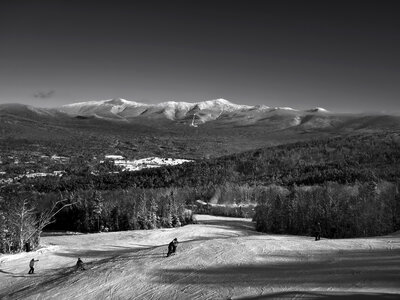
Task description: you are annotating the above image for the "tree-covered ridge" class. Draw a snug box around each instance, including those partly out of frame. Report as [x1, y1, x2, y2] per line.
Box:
[230, 131, 400, 185]
[22, 132, 400, 193]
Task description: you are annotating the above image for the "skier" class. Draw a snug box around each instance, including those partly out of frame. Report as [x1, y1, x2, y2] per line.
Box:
[166, 238, 178, 257]
[28, 258, 39, 274]
[76, 257, 85, 270]
[315, 222, 322, 241]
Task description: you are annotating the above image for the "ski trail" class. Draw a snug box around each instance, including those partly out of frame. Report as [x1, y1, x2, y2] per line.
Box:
[1, 215, 400, 299]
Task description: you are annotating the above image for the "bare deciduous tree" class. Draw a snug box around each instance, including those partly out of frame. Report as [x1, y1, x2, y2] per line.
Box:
[1, 193, 76, 253]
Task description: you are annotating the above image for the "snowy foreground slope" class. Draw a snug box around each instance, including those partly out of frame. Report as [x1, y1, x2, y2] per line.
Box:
[1, 215, 399, 300]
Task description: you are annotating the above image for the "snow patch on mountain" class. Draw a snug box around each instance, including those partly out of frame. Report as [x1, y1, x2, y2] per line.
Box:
[63, 98, 147, 108]
[156, 101, 194, 111]
[60, 98, 149, 115]
[155, 101, 193, 119]
[291, 116, 302, 126]
[254, 105, 270, 110]
[270, 107, 298, 111]
[196, 98, 252, 111]
[307, 107, 329, 113]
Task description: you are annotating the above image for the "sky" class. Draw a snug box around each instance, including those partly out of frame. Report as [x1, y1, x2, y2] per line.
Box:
[0, 0, 399, 113]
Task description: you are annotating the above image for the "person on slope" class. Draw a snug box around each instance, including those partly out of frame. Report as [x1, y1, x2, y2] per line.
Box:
[28, 258, 39, 274]
[76, 257, 85, 270]
[166, 238, 178, 257]
[315, 222, 322, 241]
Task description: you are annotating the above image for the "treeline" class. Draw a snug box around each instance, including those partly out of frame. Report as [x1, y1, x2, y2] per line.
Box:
[49, 180, 400, 238]
[52, 180, 400, 238]
[2, 179, 400, 253]
[253, 181, 400, 238]
[50, 182, 264, 232]
[0, 186, 197, 253]
[0, 181, 264, 253]
[50, 188, 195, 233]
[25, 132, 400, 193]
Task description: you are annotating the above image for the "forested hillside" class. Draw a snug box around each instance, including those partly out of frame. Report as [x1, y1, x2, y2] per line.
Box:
[20, 131, 400, 192]
[1, 132, 400, 253]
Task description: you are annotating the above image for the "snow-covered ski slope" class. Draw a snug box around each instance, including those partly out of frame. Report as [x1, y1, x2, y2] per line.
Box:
[1, 215, 399, 299]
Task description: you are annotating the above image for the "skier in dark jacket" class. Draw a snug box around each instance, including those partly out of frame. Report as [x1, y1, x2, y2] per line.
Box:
[315, 222, 322, 241]
[76, 258, 85, 270]
[166, 238, 178, 257]
[28, 258, 39, 274]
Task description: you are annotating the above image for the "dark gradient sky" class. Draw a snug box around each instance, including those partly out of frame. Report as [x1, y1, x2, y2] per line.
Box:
[0, 0, 399, 112]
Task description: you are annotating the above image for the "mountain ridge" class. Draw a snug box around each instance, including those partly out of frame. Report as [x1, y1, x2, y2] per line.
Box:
[60, 98, 258, 121]
[1, 99, 399, 132]
[1, 99, 400, 160]
[0, 98, 400, 132]
[55, 98, 336, 125]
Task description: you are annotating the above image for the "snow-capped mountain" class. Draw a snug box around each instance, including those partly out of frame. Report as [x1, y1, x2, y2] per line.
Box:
[59, 98, 147, 119]
[59, 98, 330, 126]
[2, 99, 400, 151]
[60, 98, 254, 121]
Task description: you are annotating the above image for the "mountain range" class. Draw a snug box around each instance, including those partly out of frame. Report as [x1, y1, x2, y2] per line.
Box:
[2, 98, 400, 131]
[58, 98, 331, 125]
[1, 98, 400, 159]
[2, 98, 397, 127]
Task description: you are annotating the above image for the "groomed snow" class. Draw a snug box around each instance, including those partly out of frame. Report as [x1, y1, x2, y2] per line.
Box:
[1, 215, 399, 299]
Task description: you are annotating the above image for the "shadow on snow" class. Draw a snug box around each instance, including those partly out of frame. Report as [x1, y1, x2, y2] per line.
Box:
[151, 248, 400, 295]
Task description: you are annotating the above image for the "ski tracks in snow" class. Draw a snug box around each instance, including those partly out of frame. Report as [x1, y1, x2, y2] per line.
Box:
[1, 215, 400, 299]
